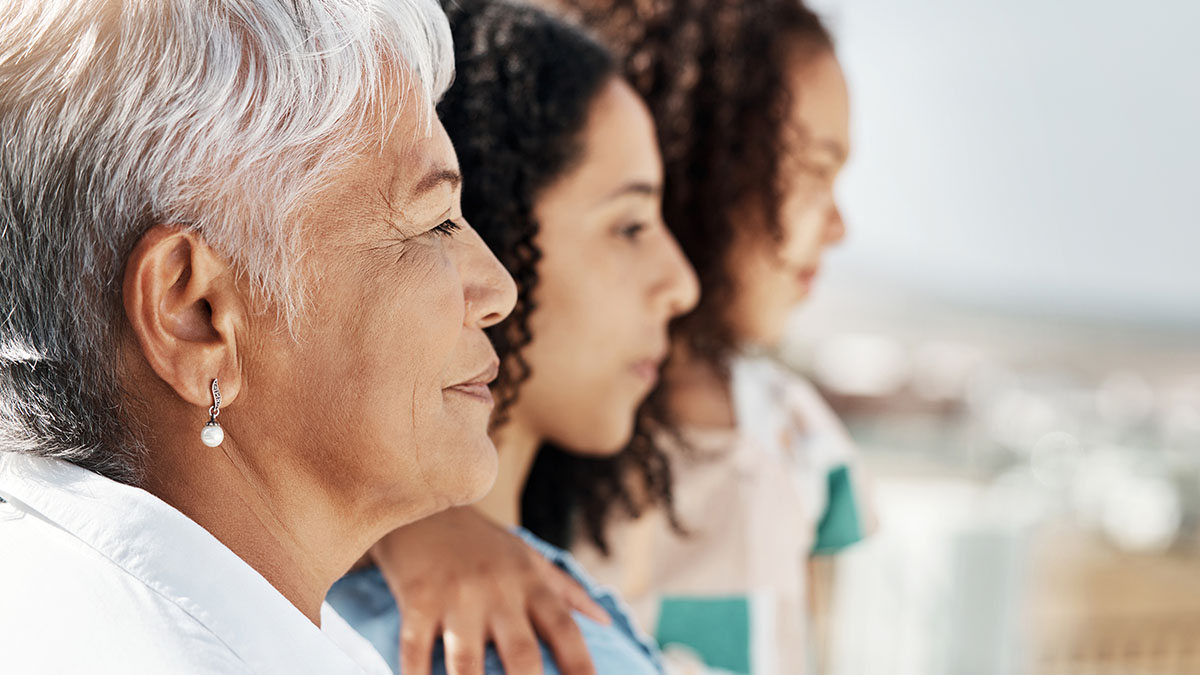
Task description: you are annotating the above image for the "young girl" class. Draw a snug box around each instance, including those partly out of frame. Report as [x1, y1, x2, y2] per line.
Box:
[327, 1, 699, 673]
[558, 1, 877, 672]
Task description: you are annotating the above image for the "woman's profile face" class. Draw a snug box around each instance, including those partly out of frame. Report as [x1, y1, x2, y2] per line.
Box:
[511, 78, 699, 454]
[244, 98, 518, 524]
[726, 48, 850, 349]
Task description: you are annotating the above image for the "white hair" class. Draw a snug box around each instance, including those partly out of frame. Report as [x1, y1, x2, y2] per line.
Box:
[0, 0, 454, 482]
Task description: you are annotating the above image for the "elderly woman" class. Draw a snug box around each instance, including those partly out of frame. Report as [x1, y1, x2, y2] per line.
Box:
[0, 0, 516, 673]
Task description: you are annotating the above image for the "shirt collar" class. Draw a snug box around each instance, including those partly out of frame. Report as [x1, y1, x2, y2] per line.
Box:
[0, 452, 388, 674]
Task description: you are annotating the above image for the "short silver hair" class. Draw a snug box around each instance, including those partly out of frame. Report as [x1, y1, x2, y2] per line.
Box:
[0, 0, 454, 482]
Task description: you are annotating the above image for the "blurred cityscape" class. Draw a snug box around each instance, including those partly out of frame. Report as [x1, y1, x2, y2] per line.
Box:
[781, 283, 1200, 675]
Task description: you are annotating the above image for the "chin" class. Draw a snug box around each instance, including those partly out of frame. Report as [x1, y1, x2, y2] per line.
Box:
[563, 416, 637, 457]
[741, 324, 785, 352]
[436, 436, 501, 509]
[754, 309, 798, 349]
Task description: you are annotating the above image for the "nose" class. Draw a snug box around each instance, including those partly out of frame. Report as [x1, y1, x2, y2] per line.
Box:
[460, 222, 518, 329]
[651, 226, 701, 320]
[824, 204, 847, 245]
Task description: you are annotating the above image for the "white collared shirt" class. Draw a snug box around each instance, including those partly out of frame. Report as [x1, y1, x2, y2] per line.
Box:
[0, 452, 391, 675]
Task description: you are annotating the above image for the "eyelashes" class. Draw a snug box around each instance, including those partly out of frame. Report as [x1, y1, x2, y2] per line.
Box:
[431, 219, 462, 237]
[374, 218, 460, 263]
[618, 222, 647, 241]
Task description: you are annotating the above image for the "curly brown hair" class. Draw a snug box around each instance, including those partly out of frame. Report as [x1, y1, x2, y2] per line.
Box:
[438, 0, 679, 552]
[558, 0, 833, 369]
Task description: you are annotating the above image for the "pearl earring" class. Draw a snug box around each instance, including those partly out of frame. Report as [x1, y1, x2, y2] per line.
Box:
[200, 378, 224, 447]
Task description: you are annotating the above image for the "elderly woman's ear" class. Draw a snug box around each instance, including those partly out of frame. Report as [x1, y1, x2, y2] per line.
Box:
[122, 224, 244, 411]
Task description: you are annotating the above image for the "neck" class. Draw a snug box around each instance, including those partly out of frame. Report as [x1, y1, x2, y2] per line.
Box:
[473, 415, 542, 529]
[143, 422, 363, 625]
[663, 338, 738, 429]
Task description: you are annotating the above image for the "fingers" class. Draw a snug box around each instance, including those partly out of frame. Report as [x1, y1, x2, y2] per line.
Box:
[529, 588, 596, 675]
[490, 614, 545, 675]
[544, 562, 610, 626]
[442, 609, 487, 675]
[398, 613, 437, 675]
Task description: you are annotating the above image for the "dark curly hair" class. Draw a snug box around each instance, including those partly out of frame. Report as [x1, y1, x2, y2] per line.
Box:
[559, 0, 833, 369]
[438, 0, 678, 552]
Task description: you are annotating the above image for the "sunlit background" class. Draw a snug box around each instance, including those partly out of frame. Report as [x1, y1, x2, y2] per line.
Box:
[781, 0, 1200, 673]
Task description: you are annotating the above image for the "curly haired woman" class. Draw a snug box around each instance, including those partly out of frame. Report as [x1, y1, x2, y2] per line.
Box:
[553, 1, 879, 673]
[326, 1, 699, 673]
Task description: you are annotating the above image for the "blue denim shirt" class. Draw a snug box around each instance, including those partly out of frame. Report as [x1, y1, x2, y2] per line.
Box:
[328, 527, 664, 675]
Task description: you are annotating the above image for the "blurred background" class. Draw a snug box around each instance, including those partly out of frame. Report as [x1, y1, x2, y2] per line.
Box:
[780, 0, 1200, 673]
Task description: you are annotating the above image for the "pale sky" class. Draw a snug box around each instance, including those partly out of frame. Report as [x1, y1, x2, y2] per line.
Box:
[809, 0, 1200, 327]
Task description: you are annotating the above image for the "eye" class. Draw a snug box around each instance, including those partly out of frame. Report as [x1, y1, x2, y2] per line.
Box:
[814, 160, 844, 184]
[431, 219, 462, 237]
[617, 222, 647, 241]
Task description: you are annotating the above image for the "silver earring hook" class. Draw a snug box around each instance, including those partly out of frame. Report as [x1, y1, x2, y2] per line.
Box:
[208, 379, 221, 421]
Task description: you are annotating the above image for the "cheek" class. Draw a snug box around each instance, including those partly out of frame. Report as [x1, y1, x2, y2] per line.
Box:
[393, 249, 501, 506]
[361, 252, 461, 386]
[304, 249, 465, 484]
[517, 254, 645, 450]
[726, 246, 796, 343]
[778, 190, 835, 262]
[534, 245, 653, 368]
[380, 251, 465, 423]
[523, 274, 606, 387]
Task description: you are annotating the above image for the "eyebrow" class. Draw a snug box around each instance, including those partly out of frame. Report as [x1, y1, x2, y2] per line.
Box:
[382, 166, 462, 233]
[407, 168, 463, 199]
[814, 139, 848, 164]
[597, 181, 662, 205]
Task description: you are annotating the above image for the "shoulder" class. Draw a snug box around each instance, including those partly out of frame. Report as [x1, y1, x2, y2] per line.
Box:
[733, 353, 822, 408]
[514, 528, 664, 675]
[0, 501, 248, 671]
[331, 547, 664, 675]
[733, 354, 852, 442]
[511, 528, 613, 607]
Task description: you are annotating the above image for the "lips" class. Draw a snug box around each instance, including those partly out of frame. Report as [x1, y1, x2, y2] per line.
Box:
[631, 347, 668, 386]
[446, 360, 500, 404]
[796, 265, 820, 287]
